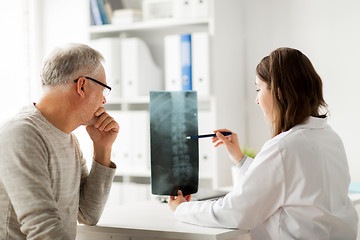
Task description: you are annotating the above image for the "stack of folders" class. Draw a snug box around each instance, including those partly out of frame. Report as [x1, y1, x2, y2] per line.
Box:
[89, 37, 162, 99]
[164, 32, 210, 96]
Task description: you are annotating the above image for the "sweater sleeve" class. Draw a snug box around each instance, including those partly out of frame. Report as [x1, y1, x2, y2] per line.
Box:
[78, 159, 116, 225]
[0, 122, 72, 240]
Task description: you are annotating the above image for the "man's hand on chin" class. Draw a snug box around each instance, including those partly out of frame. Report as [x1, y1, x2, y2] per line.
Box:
[86, 108, 119, 145]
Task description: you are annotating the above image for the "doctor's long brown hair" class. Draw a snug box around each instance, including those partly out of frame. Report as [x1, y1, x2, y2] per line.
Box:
[256, 48, 328, 137]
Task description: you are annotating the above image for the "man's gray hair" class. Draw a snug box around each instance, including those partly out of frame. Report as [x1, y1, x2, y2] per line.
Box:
[40, 43, 104, 86]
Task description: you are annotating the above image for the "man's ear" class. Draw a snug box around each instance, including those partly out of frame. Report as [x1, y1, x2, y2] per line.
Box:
[75, 77, 86, 97]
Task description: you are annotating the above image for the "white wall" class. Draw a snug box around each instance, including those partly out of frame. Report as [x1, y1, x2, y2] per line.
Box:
[28, 0, 90, 102]
[0, 0, 89, 121]
[0, 0, 31, 123]
[41, 0, 89, 55]
[243, 0, 360, 181]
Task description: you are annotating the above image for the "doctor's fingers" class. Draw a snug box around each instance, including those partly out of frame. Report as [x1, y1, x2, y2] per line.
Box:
[212, 134, 237, 144]
[216, 132, 232, 144]
[213, 128, 232, 141]
[213, 140, 225, 148]
[169, 190, 183, 201]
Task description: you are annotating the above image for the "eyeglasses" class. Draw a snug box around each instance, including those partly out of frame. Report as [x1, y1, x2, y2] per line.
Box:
[74, 76, 111, 96]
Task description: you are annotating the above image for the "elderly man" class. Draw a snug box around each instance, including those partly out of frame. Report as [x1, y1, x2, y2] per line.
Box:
[0, 43, 119, 239]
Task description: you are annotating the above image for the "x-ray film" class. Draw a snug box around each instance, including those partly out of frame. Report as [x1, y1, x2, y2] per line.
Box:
[150, 91, 199, 196]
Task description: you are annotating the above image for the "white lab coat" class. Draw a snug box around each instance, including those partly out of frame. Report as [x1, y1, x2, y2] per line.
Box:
[174, 117, 358, 239]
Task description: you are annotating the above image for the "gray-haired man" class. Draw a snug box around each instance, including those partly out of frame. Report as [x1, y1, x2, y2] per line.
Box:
[0, 43, 118, 239]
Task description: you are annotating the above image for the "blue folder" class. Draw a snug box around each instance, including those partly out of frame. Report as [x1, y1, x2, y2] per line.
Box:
[180, 34, 192, 90]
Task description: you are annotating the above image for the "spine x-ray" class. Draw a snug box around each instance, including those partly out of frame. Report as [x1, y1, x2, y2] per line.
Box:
[150, 91, 199, 196]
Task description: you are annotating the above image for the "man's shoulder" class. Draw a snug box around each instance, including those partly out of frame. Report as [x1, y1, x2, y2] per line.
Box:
[0, 106, 43, 141]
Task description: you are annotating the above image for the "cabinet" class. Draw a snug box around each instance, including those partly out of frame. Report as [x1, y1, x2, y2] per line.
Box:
[83, 0, 246, 190]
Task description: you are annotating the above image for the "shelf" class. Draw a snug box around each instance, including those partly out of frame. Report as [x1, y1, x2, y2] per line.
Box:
[116, 170, 151, 178]
[114, 172, 151, 184]
[90, 18, 209, 33]
[89, 18, 210, 38]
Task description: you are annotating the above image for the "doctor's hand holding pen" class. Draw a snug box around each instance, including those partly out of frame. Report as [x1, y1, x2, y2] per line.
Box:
[212, 129, 244, 165]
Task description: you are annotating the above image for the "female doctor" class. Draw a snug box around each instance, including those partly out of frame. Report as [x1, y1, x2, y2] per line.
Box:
[169, 47, 358, 239]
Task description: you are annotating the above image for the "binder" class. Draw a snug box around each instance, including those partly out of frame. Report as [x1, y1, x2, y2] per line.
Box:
[165, 32, 210, 93]
[121, 37, 162, 98]
[109, 111, 133, 174]
[174, 0, 193, 19]
[131, 111, 150, 173]
[89, 37, 122, 99]
[96, 0, 110, 24]
[143, 0, 175, 21]
[106, 182, 122, 207]
[90, 0, 103, 25]
[104, 0, 112, 24]
[180, 34, 192, 91]
[90, 8, 95, 25]
[73, 126, 94, 171]
[164, 35, 181, 91]
[197, 110, 215, 178]
[191, 0, 209, 18]
[192, 32, 210, 96]
[109, 110, 150, 174]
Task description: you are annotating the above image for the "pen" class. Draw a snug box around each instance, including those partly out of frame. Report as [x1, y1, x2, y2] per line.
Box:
[186, 131, 232, 140]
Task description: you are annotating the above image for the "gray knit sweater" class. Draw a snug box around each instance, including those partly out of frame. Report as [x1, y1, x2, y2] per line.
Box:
[0, 105, 116, 239]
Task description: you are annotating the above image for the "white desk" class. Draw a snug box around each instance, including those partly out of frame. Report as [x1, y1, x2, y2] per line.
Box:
[76, 201, 249, 240]
[77, 194, 360, 240]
